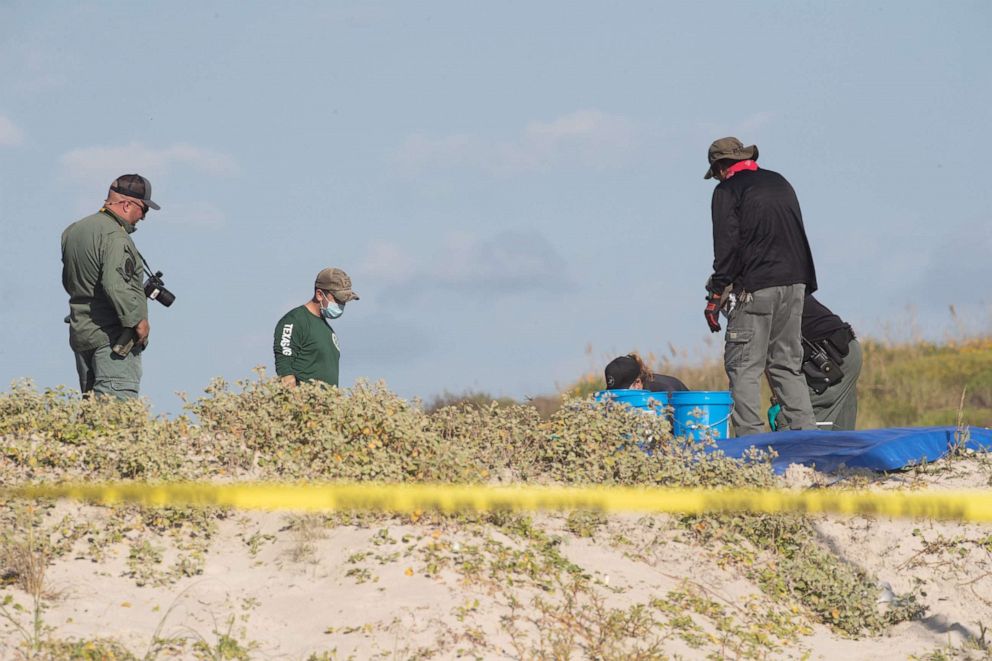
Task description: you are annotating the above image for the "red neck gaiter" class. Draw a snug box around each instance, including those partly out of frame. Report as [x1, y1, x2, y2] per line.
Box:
[724, 160, 759, 180]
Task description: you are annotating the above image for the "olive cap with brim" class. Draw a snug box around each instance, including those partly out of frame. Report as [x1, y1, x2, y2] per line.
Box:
[704, 137, 759, 179]
[315, 267, 360, 301]
[110, 174, 161, 210]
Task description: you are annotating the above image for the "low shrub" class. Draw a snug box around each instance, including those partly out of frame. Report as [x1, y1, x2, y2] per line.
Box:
[188, 377, 477, 482]
[0, 377, 776, 489]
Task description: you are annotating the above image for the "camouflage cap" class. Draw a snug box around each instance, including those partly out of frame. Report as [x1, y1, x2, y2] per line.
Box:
[315, 267, 360, 301]
[110, 174, 160, 210]
[704, 137, 759, 179]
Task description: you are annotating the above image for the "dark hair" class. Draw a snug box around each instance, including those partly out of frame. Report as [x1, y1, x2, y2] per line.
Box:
[627, 352, 652, 386]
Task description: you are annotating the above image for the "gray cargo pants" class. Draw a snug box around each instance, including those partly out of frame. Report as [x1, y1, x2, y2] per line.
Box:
[724, 284, 815, 436]
[74, 343, 143, 400]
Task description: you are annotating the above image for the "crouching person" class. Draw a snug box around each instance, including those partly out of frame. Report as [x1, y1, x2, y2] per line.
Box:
[771, 295, 861, 431]
[604, 353, 689, 393]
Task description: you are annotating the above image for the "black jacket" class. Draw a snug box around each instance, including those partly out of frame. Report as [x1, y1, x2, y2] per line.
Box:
[802, 295, 849, 342]
[709, 168, 817, 295]
[645, 373, 689, 393]
[801, 294, 855, 362]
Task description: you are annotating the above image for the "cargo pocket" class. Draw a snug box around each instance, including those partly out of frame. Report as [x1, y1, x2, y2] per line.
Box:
[92, 378, 140, 400]
[724, 328, 754, 370]
[107, 380, 140, 399]
[743, 295, 773, 316]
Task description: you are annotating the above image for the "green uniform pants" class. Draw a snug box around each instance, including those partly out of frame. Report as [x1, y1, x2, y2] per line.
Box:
[724, 284, 816, 436]
[778, 338, 862, 431]
[74, 343, 143, 400]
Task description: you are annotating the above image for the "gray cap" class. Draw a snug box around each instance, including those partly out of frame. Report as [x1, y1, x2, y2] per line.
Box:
[110, 174, 160, 210]
[315, 267, 359, 301]
[704, 137, 759, 179]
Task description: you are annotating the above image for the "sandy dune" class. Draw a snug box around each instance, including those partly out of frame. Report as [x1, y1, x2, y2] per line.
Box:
[2, 459, 992, 659]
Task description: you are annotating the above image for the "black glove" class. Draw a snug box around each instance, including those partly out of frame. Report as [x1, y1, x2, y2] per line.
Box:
[704, 292, 722, 333]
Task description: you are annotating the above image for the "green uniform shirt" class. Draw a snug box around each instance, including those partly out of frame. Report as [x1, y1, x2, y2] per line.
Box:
[273, 305, 341, 386]
[61, 210, 147, 352]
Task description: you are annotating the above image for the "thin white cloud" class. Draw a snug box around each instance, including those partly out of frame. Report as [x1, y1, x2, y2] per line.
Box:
[59, 142, 239, 182]
[58, 142, 238, 223]
[359, 230, 572, 298]
[394, 109, 638, 175]
[0, 115, 25, 147]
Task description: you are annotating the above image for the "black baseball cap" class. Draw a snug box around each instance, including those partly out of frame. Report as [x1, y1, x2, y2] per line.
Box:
[110, 174, 160, 210]
[605, 356, 640, 389]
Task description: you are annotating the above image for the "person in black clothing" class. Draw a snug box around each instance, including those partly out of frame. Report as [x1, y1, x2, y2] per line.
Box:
[604, 353, 689, 392]
[703, 137, 817, 436]
[771, 295, 861, 430]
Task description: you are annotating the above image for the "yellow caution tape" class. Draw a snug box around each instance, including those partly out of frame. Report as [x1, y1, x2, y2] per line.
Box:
[3, 482, 992, 522]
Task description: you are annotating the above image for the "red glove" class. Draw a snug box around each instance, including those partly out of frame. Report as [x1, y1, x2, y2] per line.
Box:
[704, 292, 722, 333]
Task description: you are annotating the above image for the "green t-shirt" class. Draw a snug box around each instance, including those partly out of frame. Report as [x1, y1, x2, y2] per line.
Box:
[273, 305, 341, 386]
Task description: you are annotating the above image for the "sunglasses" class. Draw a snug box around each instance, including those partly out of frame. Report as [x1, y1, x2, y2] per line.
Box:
[114, 198, 148, 214]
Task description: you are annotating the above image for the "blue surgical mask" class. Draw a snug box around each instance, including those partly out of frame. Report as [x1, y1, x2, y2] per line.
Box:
[320, 292, 344, 320]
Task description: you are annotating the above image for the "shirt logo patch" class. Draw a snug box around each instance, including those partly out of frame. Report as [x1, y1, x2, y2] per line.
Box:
[119, 256, 136, 282]
[280, 324, 294, 355]
[332, 332, 340, 351]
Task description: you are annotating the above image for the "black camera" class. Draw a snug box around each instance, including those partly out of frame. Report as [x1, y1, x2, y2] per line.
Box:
[144, 271, 176, 307]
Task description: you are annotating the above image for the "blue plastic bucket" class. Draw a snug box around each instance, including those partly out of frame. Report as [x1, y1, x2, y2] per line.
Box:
[594, 389, 669, 412]
[671, 391, 733, 440]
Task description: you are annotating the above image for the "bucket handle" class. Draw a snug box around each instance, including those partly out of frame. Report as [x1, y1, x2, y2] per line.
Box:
[678, 402, 734, 436]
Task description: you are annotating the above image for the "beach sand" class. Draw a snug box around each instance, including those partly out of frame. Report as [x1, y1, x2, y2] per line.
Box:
[2, 459, 991, 659]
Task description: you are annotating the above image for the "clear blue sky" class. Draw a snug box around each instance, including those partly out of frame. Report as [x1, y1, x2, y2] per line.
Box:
[1, 1, 990, 414]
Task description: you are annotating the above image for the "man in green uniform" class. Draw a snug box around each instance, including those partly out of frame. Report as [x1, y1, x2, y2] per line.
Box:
[274, 267, 360, 387]
[61, 174, 160, 399]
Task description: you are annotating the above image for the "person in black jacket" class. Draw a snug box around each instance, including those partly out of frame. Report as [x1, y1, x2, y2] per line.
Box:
[770, 294, 861, 431]
[604, 353, 689, 393]
[702, 137, 817, 436]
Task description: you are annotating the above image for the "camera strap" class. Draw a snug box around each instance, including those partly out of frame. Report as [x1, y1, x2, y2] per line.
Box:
[136, 251, 155, 278]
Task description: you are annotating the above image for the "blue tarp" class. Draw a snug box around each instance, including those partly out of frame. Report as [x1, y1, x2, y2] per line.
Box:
[714, 426, 992, 474]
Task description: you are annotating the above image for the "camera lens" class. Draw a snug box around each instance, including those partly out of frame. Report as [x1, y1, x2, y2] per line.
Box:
[144, 278, 176, 307]
[154, 287, 175, 307]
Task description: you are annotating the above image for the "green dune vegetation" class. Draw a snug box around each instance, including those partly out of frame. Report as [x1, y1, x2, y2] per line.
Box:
[0, 334, 990, 658]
